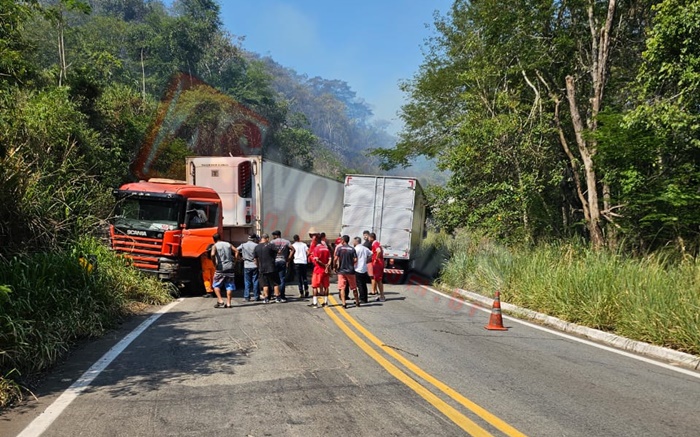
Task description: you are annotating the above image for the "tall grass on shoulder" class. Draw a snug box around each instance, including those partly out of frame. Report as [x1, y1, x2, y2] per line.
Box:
[412, 231, 452, 279]
[438, 230, 700, 355]
[439, 231, 513, 292]
[0, 237, 172, 410]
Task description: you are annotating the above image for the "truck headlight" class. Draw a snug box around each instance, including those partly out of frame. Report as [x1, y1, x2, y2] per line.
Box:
[158, 259, 177, 272]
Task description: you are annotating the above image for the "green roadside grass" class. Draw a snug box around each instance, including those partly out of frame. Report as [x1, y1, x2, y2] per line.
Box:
[0, 237, 173, 411]
[435, 232, 700, 356]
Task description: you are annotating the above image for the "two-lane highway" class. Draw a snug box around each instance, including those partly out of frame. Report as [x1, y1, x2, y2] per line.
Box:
[5, 282, 700, 436]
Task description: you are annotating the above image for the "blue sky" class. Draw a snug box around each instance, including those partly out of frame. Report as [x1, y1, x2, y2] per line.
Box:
[214, 1, 454, 134]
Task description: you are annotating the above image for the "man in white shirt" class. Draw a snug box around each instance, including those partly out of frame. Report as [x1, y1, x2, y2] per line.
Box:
[292, 234, 309, 298]
[353, 237, 372, 304]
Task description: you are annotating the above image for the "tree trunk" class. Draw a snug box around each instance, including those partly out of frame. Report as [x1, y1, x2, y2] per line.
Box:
[141, 48, 146, 100]
[58, 23, 66, 86]
[566, 75, 605, 249]
[558, 0, 616, 251]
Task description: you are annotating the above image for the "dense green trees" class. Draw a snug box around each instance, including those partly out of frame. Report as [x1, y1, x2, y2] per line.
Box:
[1, 0, 391, 254]
[6, 0, 696, 254]
[375, 0, 699, 253]
[608, 0, 700, 252]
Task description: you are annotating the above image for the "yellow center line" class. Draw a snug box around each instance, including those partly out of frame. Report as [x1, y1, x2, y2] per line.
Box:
[328, 295, 527, 437]
[323, 302, 493, 436]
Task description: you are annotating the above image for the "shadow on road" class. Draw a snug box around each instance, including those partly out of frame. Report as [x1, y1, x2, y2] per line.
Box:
[80, 310, 253, 399]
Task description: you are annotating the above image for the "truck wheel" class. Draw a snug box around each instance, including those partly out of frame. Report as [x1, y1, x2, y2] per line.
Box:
[183, 260, 207, 296]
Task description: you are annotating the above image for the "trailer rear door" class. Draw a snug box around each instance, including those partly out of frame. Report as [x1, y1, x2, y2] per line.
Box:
[342, 176, 418, 260]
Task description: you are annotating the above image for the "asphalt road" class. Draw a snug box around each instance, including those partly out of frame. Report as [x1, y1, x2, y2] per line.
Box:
[3, 281, 700, 436]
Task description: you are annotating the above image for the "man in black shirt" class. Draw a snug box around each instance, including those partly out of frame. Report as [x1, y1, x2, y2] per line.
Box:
[253, 234, 283, 303]
[270, 230, 295, 301]
[334, 235, 359, 308]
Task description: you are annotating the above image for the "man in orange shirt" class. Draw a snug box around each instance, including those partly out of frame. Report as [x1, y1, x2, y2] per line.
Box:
[200, 244, 215, 297]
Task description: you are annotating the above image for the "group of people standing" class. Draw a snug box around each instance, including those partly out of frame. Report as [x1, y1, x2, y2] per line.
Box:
[204, 229, 386, 310]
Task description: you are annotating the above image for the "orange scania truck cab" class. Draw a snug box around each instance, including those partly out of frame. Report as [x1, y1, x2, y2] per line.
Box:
[109, 178, 223, 288]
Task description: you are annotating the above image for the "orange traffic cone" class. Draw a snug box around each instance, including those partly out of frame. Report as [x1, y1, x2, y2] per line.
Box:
[484, 291, 508, 331]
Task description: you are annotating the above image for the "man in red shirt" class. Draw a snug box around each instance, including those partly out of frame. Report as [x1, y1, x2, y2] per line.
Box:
[369, 232, 385, 302]
[309, 238, 331, 308]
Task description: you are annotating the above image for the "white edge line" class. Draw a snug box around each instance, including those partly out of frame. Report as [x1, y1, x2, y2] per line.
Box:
[16, 299, 183, 437]
[415, 284, 700, 379]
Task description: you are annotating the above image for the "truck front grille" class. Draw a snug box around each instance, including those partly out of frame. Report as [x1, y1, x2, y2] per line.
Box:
[111, 234, 164, 270]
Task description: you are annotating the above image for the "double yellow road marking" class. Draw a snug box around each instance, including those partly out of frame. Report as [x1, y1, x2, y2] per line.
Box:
[324, 295, 526, 437]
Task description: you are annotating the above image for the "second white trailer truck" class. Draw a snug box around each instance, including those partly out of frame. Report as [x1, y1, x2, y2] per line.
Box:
[341, 174, 427, 281]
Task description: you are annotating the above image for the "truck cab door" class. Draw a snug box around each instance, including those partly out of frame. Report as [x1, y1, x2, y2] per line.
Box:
[182, 201, 220, 257]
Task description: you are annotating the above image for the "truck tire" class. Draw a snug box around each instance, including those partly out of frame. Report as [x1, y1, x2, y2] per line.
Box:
[182, 259, 206, 296]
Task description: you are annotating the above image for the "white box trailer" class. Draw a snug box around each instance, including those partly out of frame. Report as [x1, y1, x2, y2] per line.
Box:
[186, 156, 343, 244]
[341, 174, 427, 279]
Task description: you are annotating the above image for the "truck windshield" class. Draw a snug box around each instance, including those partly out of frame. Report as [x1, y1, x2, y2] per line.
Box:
[113, 197, 180, 231]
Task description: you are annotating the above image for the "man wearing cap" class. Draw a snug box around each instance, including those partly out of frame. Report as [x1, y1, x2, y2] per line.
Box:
[308, 228, 319, 262]
[253, 233, 281, 303]
[270, 230, 295, 301]
[237, 234, 260, 302]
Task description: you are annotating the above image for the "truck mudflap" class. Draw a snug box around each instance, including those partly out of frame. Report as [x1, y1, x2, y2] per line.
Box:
[383, 267, 406, 284]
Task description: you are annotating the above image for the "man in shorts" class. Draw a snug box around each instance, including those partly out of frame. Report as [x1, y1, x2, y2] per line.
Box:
[335, 235, 359, 308]
[253, 233, 282, 303]
[369, 232, 385, 302]
[309, 237, 331, 308]
[210, 233, 239, 308]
